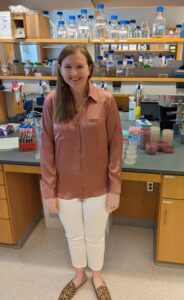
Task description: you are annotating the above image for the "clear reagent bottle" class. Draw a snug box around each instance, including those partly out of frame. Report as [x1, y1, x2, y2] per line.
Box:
[152, 6, 165, 37]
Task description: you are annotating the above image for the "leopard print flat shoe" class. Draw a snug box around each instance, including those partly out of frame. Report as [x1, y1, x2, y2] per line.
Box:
[92, 281, 112, 300]
[58, 278, 87, 300]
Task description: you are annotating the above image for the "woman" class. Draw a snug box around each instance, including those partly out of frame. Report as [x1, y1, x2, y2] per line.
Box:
[40, 44, 122, 300]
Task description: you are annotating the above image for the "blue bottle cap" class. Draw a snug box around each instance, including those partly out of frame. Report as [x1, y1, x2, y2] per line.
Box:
[88, 15, 94, 19]
[69, 16, 75, 20]
[117, 60, 123, 64]
[156, 6, 164, 12]
[108, 50, 114, 54]
[43, 10, 49, 15]
[176, 24, 181, 28]
[130, 19, 136, 23]
[97, 4, 104, 9]
[58, 20, 64, 25]
[57, 11, 63, 15]
[119, 20, 127, 25]
[136, 25, 141, 29]
[97, 55, 103, 60]
[111, 15, 117, 20]
[81, 9, 87, 14]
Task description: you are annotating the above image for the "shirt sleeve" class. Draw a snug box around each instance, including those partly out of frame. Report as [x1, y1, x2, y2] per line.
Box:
[40, 94, 57, 199]
[106, 96, 123, 194]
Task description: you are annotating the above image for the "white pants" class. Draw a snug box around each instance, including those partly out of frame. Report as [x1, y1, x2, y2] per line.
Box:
[58, 194, 109, 271]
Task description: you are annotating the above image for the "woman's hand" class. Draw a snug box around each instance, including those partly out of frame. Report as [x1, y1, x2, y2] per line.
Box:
[45, 198, 59, 214]
[106, 193, 120, 213]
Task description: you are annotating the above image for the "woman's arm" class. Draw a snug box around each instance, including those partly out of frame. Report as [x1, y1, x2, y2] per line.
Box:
[40, 93, 57, 199]
[106, 96, 123, 194]
[106, 96, 123, 212]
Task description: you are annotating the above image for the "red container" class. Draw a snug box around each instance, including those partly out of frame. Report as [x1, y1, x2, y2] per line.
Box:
[157, 140, 168, 152]
[140, 126, 151, 149]
[163, 144, 174, 154]
[19, 140, 37, 152]
[145, 142, 158, 155]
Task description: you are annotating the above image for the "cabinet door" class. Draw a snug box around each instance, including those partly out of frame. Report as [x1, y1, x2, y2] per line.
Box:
[162, 175, 184, 199]
[0, 171, 4, 185]
[157, 199, 184, 263]
[0, 219, 13, 244]
[0, 185, 6, 199]
[114, 179, 160, 220]
[0, 199, 9, 219]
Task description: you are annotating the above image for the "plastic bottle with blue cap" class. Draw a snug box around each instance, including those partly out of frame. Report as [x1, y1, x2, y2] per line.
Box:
[128, 96, 136, 121]
[152, 6, 165, 37]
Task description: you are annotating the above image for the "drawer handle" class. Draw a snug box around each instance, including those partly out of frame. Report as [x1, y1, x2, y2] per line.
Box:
[163, 200, 173, 204]
[164, 175, 175, 179]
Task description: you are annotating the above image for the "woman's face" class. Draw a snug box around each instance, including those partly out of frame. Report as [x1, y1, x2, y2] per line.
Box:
[60, 51, 92, 92]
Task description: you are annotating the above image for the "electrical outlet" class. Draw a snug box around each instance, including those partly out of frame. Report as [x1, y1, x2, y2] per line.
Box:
[147, 182, 154, 192]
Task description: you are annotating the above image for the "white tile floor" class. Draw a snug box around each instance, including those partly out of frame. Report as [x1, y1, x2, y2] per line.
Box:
[0, 219, 184, 300]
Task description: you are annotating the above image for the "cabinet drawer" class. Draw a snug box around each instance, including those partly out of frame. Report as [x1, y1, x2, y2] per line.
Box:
[0, 199, 9, 219]
[122, 172, 161, 183]
[0, 219, 13, 244]
[0, 171, 4, 185]
[0, 186, 6, 199]
[162, 175, 184, 199]
[0, 164, 2, 171]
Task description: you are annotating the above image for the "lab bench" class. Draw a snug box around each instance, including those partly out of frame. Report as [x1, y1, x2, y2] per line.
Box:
[0, 121, 184, 264]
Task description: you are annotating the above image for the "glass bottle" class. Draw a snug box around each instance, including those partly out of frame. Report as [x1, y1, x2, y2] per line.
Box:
[152, 6, 165, 37]
[43, 10, 54, 38]
[54, 11, 63, 38]
[78, 9, 89, 39]
[136, 25, 141, 38]
[95, 55, 106, 76]
[24, 61, 33, 76]
[175, 24, 181, 37]
[88, 15, 94, 39]
[94, 3, 108, 39]
[106, 50, 116, 77]
[129, 19, 136, 38]
[109, 15, 119, 39]
[67, 16, 78, 39]
[140, 21, 150, 38]
[181, 23, 184, 38]
[116, 60, 124, 77]
[56, 20, 67, 39]
[119, 20, 128, 39]
[12, 59, 20, 75]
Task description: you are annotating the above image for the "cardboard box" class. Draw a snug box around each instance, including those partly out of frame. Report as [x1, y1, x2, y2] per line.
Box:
[5, 91, 23, 118]
[11, 13, 26, 38]
[25, 13, 51, 38]
[0, 91, 8, 121]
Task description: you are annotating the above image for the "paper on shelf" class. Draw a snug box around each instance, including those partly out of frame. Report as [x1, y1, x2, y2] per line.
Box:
[0, 137, 19, 150]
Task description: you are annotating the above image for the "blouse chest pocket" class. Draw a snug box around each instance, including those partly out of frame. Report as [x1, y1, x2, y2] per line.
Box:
[84, 118, 106, 137]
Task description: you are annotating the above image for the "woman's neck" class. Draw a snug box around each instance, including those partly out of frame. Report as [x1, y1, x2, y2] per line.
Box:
[72, 85, 89, 104]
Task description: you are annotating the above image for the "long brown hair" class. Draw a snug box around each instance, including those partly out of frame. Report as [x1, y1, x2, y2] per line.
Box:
[55, 44, 94, 122]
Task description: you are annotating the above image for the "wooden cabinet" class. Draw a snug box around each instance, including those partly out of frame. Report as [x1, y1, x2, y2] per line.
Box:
[0, 165, 13, 244]
[114, 172, 161, 222]
[156, 174, 184, 264]
[162, 175, 184, 200]
[0, 164, 42, 246]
